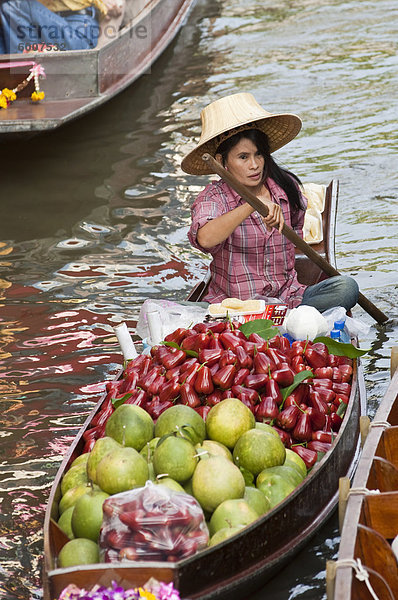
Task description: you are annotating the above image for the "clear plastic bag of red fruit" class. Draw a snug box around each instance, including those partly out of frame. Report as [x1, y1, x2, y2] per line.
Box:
[100, 481, 209, 563]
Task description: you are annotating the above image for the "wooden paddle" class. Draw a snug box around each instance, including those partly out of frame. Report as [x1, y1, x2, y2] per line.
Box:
[201, 152, 388, 324]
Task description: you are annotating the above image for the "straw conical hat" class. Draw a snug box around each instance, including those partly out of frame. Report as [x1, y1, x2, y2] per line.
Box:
[181, 93, 302, 175]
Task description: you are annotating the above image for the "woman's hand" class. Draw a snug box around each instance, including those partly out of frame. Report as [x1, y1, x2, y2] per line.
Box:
[262, 201, 284, 233]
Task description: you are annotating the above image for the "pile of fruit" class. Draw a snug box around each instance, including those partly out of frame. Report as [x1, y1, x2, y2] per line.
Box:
[55, 318, 356, 567]
[57, 400, 312, 567]
[83, 318, 353, 467]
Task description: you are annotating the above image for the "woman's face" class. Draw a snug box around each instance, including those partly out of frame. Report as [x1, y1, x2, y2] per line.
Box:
[217, 137, 265, 189]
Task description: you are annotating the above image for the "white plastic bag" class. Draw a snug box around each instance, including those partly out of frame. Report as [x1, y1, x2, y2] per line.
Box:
[321, 306, 371, 338]
[136, 299, 208, 344]
[283, 305, 329, 341]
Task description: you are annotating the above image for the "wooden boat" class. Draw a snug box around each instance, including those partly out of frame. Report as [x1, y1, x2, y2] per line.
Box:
[328, 348, 398, 600]
[0, 0, 195, 139]
[42, 179, 367, 600]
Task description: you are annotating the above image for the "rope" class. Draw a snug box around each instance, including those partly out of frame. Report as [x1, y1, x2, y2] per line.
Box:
[348, 487, 380, 497]
[369, 420, 391, 429]
[334, 558, 381, 600]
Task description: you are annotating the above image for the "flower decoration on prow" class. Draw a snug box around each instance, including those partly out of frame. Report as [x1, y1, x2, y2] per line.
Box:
[0, 62, 46, 109]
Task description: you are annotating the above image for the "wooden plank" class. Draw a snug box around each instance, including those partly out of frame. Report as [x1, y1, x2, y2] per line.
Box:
[351, 565, 396, 600]
[367, 456, 398, 492]
[376, 426, 398, 467]
[355, 524, 398, 600]
[363, 491, 398, 539]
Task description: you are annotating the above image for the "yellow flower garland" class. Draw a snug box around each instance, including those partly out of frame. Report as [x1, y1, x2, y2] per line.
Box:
[0, 63, 46, 109]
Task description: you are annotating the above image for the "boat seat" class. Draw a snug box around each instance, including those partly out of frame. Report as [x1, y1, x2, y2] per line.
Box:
[362, 491, 398, 539]
[97, 2, 126, 49]
[367, 456, 398, 492]
[375, 425, 398, 467]
[353, 524, 398, 600]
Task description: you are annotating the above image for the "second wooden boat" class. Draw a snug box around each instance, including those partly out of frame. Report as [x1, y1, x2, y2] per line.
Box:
[42, 180, 367, 600]
[328, 349, 398, 600]
[0, 0, 195, 138]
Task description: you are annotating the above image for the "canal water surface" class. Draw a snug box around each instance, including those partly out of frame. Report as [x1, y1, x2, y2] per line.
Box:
[0, 0, 397, 598]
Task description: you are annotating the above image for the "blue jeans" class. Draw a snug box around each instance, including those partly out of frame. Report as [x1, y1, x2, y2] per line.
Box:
[0, 0, 100, 53]
[300, 275, 359, 312]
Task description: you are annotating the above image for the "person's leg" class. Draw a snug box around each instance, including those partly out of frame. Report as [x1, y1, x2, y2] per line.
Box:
[63, 10, 100, 50]
[300, 275, 359, 312]
[0, 1, 99, 53]
[0, 28, 6, 54]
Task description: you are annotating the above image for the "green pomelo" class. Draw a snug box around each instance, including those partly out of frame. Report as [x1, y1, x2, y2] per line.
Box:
[87, 436, 121, 483]
[209, 525, 245, 546]
[155, 477, 185, 493]
[233, 429, 286, 476]
[284, 448, 307, 479]
[140, 437, 160, 462]
[59, 483, 95, 515]
[243, 486, 271, 516]
[61, 464, 89, 496]
[209, 499, 258, 536]
[255, 422, 280, 438]
[154, 405, 206, 444]
[257, 465, 303, 488]
[57, 506, 75, 540]
[153, 436, 198, 483]
[105, 404, 154, 451]
[195, 440, 233, 462]
[70, 453, 89, 468]
[206, 398, 255, 449]
[257, 473, 295, 508]
[96, 446, 149, 494]
[58, 538, 99, 568]
[71, 490, 109, 542]
[183, 478, 194, 496]
[192, 455, 245, 513]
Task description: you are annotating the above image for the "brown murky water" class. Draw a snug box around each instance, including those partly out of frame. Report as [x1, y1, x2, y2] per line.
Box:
[0, 0, 397, 597]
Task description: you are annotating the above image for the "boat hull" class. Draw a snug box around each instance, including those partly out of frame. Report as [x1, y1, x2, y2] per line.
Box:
[42, 179, 367, 599]
[43, 357, 365, 600]
[332, 363, 398, 600]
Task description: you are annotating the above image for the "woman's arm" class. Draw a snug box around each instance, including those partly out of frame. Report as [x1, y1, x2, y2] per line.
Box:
[197, 198, 284, 248]
[196, 202, 255, 248]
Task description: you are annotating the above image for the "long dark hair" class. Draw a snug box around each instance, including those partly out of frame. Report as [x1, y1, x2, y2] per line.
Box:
[215, 129, 304, 212]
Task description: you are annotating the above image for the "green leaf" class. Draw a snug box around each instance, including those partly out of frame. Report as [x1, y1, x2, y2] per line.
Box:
[162, 340, 198, 358]
[313, 336, 370, 357]
[184, 349, 199, 358]
[280, 370, 313, 401]
[111, 392, 133, 409]
[239, 318, 279, 341]
[162, 341, 179, 349]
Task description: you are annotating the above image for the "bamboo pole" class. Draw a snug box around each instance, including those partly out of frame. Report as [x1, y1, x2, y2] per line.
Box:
[201, 153, 389, 324]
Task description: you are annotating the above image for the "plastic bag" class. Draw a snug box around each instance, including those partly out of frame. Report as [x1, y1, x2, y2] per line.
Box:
[282, 305, 329, 341]
[136, 300, 208, 344]
[100, 481, 209, 562]
[321, 307, 371, 338]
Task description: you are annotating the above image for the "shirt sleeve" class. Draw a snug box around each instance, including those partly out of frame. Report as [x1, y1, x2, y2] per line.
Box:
[188, 186, 227, 255]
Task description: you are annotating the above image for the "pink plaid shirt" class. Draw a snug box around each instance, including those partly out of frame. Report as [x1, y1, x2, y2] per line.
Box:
[188, 178, 308, 308]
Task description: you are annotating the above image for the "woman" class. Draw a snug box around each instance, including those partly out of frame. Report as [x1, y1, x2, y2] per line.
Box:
[182, 92, 359, 312]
